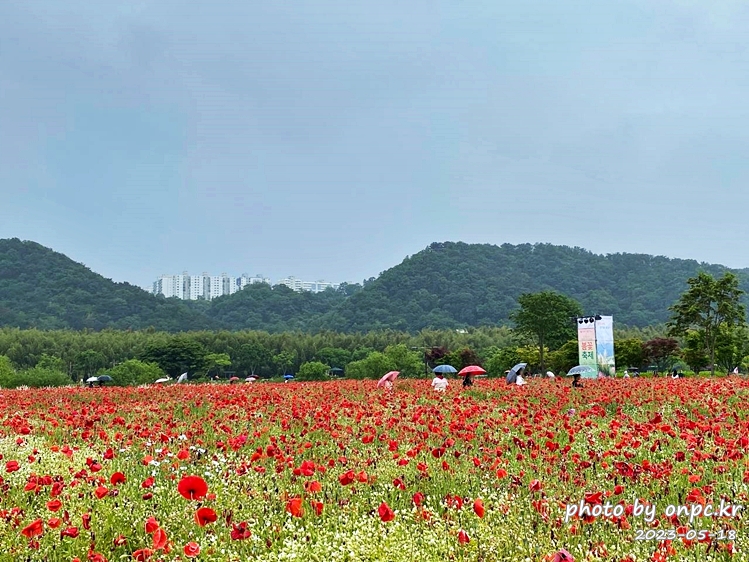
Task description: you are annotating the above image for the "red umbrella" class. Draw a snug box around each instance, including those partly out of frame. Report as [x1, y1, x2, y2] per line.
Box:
[377, 371, 400, 388]
[458, 365, 486, 376]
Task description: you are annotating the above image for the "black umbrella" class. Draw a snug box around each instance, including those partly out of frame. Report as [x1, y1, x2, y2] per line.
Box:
[505, 363, 527, 384]
[97, 375, 113, 382]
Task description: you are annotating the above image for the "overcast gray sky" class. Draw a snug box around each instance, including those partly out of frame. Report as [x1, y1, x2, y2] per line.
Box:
[2, 1, 748, 289]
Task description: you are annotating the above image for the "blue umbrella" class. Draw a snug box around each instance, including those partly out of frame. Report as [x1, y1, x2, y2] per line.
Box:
[433, 365, 457, 374]
[506, 363, 527, 384]
[284, 374, 295, 380]
[566, 365, 596, 377]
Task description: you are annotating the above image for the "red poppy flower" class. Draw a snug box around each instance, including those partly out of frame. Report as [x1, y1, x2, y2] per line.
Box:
[177, 476, 208, 500]
[94, 486, 109, 499]
[133, 548, 154, 562]
[230, 522, 252, 540]
[177, 449, 190, 460]
[412, 492, 425, 507]
[5, 461, 20, 473]
[473, 498, 485, 518]
[110, 472, 126, 486]
[46, 499, 62, 512]
[458, 530, 470, 544]
[529, 479, 542, 492]
[21, 518, 44, 538]
[378, 501, 395, 522]
[145, 517, 159, 534]
[81, 513, 91, 530]
[47, 517, 62, 529]
[60, 526, 79, 539]
[305, 480, 322, 493]
[113, 534, 127, 546]
[152, 527, 168, 550]
[310, 500, 324, 516]
[141, 477, 155, 489]
[286, 497, 304, 518]
[195, 507, 217, 527]
[184, 542, 200, 558]
[338, 470, 355, 486]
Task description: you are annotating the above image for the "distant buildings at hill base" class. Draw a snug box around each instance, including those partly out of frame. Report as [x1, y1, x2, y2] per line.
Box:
[152, 273, 339, 300]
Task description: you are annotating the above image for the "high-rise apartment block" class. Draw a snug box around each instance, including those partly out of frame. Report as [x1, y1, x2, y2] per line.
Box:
[153, 272, 271, 300]
[152, 272, 339, 300]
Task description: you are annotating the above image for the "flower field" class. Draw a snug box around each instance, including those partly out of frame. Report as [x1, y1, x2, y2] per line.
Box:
[2, 378, 749, 561]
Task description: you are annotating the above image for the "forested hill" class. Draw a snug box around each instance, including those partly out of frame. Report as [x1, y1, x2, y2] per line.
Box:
[318, 242, 749, 331]
[2, 238, 748, 332]
[0, 239, 215, 331]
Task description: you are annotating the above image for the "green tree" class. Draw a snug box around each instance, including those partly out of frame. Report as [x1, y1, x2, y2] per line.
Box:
[101, 359, 165, 386]
[614, 338, 645, 371]
[273, 351, 296, 375]
[667, 272, 747, 376]
[297, 361, 330, 381]
[509, 291, 583, 373]
[314, 347, 352, 369]
[204, 353, 232, 378]
[681, 330, 709, 375]
[484, 347, 522, 377]
[74, 349, 107, 381]
[235, 342, 271, 377]
[383, 344, 424, 378]
[345, 352, 397, 380]
[140, 338, 208, 377]
[547, 340, 579, 375]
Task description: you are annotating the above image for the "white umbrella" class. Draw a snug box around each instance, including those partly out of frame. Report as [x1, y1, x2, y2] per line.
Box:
[177, 373, 188, 383]
[86, 376, 99, 383]
[154, 377, 171, 384]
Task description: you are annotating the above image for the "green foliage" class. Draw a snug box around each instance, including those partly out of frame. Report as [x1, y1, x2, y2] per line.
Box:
[614, 338, 645, 370]
[234, 342, 272, 376]
[345, 352, 397, 380]
[484, 347, 522, 377]
[547, 340, 579, 375]
[36, 353, 66, 373]
[681, 331, 709, 374]
[272, 351, 296, 375]
[668, 271, 747, 375]
[5, 239, 749, 334]
[102, 359, 164, 386]
[510, 291, 582, 371]
[0, 238, 215, 331]
[204, 353, 232, 377]
[297, 361, 330, 381]
[0, 364, 71, 389]
[0, 355, 16, 387]
[314, 347, 352, 369]
[383, 344, 424, 378]
[140, 338, 209, 377]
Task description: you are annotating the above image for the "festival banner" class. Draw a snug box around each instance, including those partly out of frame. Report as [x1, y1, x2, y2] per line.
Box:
[594, 315, 616, 376]
[577, 320, 597, 376]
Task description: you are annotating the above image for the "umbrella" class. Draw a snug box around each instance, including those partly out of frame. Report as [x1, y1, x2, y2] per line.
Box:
[566, 365, 596, 378]
[458, 365, 486, 376]
[283, 374, 295, 380]
[433, 365, 458, 374]
[505, 362, 527, 384]
[85, 376, 99, 383]
[177, 373, 188, 383]
[377, 371, 399, 388]
[96, 375, 113, 382]
[154, 377, 171, 384]
[245, 376, 257, 382]
[229, 376, 240, 383]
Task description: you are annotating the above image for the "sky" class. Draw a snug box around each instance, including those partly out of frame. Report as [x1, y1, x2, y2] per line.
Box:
[2, 1, 749, 290]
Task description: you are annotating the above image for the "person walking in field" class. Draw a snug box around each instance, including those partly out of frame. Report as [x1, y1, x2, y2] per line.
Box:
[432, 372, 449, 392]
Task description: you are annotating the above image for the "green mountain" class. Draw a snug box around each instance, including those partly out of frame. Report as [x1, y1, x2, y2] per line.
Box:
[1, 238, 748, 332]
[0, 239, 215, 331]
[323, 242, 749, 331]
